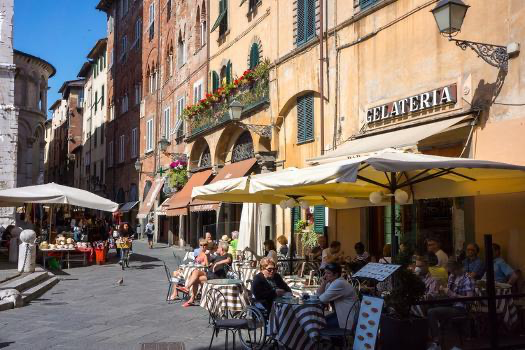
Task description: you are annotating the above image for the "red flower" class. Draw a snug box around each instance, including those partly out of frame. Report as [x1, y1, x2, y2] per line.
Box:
[234, 79, 240, 85]
[199, 98, 206, 104]
[206, 93, 213, 99]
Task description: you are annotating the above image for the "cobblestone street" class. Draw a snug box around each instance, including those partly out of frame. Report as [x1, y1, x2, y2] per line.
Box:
[0, 241, 225, 350]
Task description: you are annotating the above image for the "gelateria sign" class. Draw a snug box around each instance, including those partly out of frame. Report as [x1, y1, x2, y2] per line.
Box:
[366, 84, 457, 124]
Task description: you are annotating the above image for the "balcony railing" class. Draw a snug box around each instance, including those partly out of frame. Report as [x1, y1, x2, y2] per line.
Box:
[186, 77, 269, 139]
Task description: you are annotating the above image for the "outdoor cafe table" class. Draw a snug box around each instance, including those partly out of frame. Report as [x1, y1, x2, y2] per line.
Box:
[269, 296, 326, 350]
[200, 279, 248, 313]
[474, 282, 518, 328]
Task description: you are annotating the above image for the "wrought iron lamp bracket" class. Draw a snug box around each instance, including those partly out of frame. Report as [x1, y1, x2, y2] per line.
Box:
[450, 38, 509, 71]
[234, 121, 273, 139]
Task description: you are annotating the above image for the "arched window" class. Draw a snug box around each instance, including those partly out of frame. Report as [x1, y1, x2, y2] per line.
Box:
[220, 60, 232, 86]
[177, 30, 186, 67]
[232, 131, 254, 162]
[195, 7, 202, 50]
[249, 43, 260, 70]
[166, 44, 173, 79]
[143, 180, 152, 201]
[199, 146, 211, 168]
[201, 3, 207, 47]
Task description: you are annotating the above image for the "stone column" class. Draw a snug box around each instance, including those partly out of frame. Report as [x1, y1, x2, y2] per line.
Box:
[256, 152, 277, 240]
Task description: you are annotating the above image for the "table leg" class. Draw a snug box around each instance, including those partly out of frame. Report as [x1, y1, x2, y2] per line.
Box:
[67, 251, 70, 269]
[43, 251, 46, 269]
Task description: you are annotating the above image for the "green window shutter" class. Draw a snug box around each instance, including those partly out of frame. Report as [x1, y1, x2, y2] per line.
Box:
[249, 43, 260, 70]
[211, 0, 226, 32]
[296, 0, 305, 45]
[292, 207, 301, 231]
[95, 91, 98, 112]
[101, 86, 105, 107]
[226, 61, 232, 84]
[314, 205, 325, 233]
[304, 93, 314, 141]
[360, 0, 377, 9]
[297, 93, 313, 143]
[306, 0, 316, 41]
[212, 71, 220, 92]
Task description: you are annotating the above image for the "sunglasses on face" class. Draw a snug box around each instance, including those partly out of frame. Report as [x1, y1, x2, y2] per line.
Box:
[266, 268, 276, 272]
[200, 244, 207, 247]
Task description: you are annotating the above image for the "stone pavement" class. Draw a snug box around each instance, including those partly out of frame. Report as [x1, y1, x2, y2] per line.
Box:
[0, 241, 228, 350]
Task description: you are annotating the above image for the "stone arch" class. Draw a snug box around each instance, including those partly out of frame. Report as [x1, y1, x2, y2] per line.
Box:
[275, 89, 320, 128]
[188, 137, 211, 170]
[214, 124, 257, 165]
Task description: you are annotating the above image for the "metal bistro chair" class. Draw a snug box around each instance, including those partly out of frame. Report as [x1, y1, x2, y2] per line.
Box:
[238, 306, 268, 350]
[206, 288, 251, 350]
[317, 299, 360, 349]
[163, 261, 179, 303]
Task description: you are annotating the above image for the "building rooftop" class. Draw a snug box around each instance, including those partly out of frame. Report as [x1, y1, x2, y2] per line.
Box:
[96, 0, 114, 12]
[77, 61, 92, 78]
[87, 38, 107, 60]
[49, 99, 62, 111]
[14, 49, 56, 78]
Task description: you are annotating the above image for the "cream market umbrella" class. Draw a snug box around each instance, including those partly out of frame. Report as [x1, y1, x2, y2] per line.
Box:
[195, 149, 525, 254]
[237, 203, 264, 256]
[0, 182, 119, 212]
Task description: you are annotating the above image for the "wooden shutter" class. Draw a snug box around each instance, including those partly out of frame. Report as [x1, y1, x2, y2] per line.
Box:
[250, 43, 260, 69]
[314, 205, 325, 233]
[304, 93, 314, 141]
[297, 93, 314, 143]
[226, 61, 232, 84]
[212, 71, 220, 91]
[296, 0, 305, 45]
[306, 0, 316, 40]
[360, 0, 376, 9]
[297, 95, 305, 143]
[292, 207, 301, 231]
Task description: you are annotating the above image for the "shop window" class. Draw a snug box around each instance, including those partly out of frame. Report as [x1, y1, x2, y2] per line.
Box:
[297, 93, 314, 144]
[249, 43, 260, 70]
[296, 0, 316, 46]
[211, 0, 228, 37]
[313, 205, 325, 233]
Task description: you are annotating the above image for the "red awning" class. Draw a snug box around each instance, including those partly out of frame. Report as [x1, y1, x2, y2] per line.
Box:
[165, 170, 214, 216]
[137, 178, 165, 219]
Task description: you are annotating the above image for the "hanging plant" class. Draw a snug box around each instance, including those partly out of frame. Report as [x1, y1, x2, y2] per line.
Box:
[301, 229, 319, 250]
[168, 160, 188, 190]
[294, 219, 307, 233]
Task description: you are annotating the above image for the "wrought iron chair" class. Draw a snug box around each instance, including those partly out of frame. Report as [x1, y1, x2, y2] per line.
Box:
[162, 261, 179, 303]
[238, 306, 268, 350]
[317, 299, 360, 349]
[205, 288, 251, 350]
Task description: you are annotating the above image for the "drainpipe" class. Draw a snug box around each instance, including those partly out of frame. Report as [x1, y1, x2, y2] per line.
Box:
[319, 0, 325, 155]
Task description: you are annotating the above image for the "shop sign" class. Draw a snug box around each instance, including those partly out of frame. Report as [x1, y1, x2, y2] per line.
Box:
[366, 84, 457, 124]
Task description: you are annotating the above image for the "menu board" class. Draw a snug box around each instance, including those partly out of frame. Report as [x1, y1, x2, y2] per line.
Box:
[353, 296, 384, 350]
[352, 262, 401, 281]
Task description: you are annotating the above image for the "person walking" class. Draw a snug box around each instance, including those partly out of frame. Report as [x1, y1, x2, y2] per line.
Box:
[145, 219, 155, 249]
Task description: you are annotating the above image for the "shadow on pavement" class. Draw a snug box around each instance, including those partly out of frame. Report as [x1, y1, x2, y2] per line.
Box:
[132, 263, 162, 270]
[130, 253, 161, 263]
[0, 342, 15, 349]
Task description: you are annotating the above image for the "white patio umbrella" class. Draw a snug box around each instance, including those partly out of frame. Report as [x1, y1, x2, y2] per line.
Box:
[237, 203, 264, 256]
[0, 182, 119, 212]
[193, 148, 525, 254]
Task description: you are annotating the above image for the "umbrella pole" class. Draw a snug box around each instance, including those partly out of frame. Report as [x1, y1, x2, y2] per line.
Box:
[484, 234, 498, 349]
[391, 172, 399, 259]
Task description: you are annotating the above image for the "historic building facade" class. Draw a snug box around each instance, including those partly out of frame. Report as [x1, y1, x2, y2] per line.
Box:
[78, 39, 108, 196]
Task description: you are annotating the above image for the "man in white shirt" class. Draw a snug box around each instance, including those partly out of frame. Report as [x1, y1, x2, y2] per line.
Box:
[321, 241, 344, 269]
[427, 238, 448, 268]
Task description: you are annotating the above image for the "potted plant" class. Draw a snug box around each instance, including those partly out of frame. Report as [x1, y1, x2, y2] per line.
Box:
[293, 219, 307, 256]
[300, 229, 319, 257]
[167, 160, 188, 191]
[380, 266, 428, 350]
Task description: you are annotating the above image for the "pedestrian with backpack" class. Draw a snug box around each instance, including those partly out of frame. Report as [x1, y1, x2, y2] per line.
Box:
[145, 219, 155, 249]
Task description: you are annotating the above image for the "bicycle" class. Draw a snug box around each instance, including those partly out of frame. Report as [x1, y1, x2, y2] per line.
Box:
[116, 237, 132, 270]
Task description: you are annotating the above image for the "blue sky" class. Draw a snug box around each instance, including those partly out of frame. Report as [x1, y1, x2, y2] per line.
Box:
[14, 0, 107, 118]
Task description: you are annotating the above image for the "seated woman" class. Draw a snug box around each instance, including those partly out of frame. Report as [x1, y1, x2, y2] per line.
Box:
[277, 235, 289, 257]
[317, 263, 359, 330]
[252, 257, 292, 313]
[169, 239, 210, 300]
[181, 241, 232, 307]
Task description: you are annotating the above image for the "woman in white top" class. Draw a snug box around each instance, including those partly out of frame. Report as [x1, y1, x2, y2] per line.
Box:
[317, 263, 359, 329]
[244, 240, 278, 263]
[378, 244, 392, 264]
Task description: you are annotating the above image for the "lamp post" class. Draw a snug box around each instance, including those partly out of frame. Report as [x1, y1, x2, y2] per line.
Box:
[228, 100, 272, 138]
[431, 0, 510, 71]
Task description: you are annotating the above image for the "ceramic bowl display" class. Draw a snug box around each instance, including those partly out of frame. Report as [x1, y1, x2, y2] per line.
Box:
[66, 238, 73, 244]
[49, 244, 56, 250]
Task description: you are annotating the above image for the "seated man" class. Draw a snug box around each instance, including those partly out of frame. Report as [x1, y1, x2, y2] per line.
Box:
[317, 263, 359, 329]
[321, 241, 345, 269]
[414, 256, 439, 299]
[311, 235, 327, 262]
[491, 243, 518, 284]
[463, 243, 485, 280]
[252, 257, 291, 313]
[427, 261, 474, 347]
[181, 241, 232, 307]
[348, 242, 371, 272]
